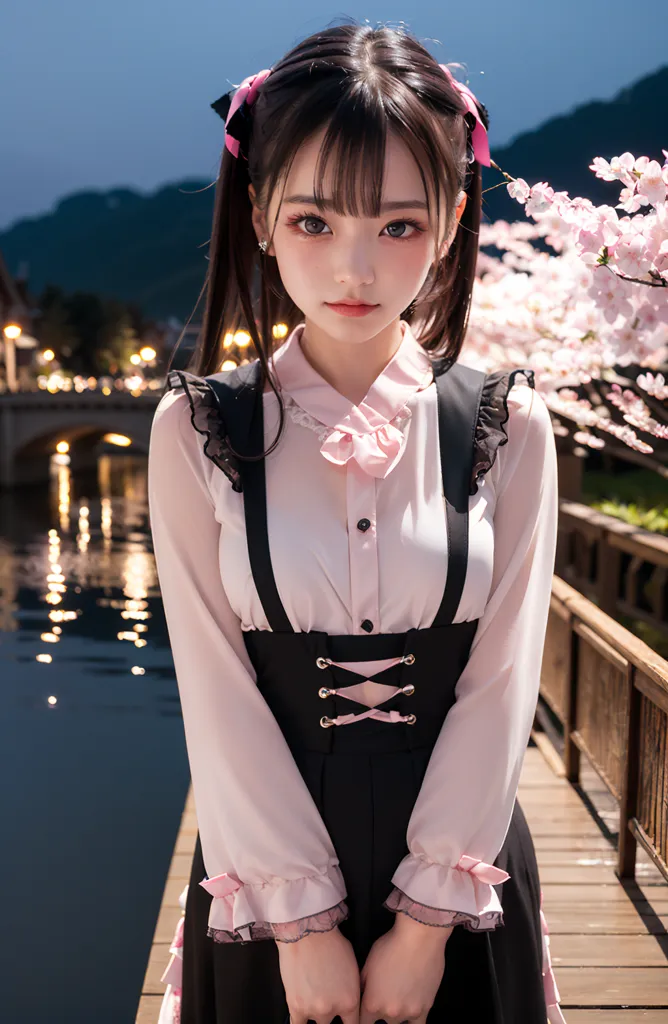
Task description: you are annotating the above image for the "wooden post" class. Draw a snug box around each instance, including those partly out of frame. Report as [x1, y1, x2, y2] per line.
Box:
[618, 664, 641, 879]
[564, 617, 581, 783]
[597, 532, 622, 618]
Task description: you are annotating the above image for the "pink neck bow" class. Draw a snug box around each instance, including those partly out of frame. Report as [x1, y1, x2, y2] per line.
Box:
[320, 420, 408, 479]
[438, 65, 491, 168]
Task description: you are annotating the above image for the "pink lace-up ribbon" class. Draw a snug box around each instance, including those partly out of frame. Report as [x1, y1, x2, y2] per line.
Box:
[329, 707, 413, 726]
[540, 889, 568, 1023]
[319, 656, 415, 726]
[159, 885, 187, 1022]
[319, 421, 407, 479]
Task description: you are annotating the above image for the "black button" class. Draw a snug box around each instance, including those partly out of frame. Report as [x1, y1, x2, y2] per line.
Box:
[361, 619, 374, 632]
[357, 518, 371, 532]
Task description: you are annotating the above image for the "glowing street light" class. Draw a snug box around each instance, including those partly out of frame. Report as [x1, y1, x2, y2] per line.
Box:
[3, 323, 22, 392]
[55, 440, 70, 454]
[129, 353, 141, 365]
[139, 346, 156, 362]
[102, 433, 132, 447]
[42, 349, 55, 362]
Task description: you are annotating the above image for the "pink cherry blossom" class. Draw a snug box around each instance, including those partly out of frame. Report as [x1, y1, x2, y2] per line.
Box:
[472, 146, 668, 456]
[507, 178, 530, 203]
[637, 372, 668, 399]
[526, 183, 555, 217]
[617, 186, 648, 214]
[638, 160, 667, 206]
[613, 234, 653, 278]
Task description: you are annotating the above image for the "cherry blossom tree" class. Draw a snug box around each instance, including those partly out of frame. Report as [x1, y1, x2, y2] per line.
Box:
[465, 150, 668, 467]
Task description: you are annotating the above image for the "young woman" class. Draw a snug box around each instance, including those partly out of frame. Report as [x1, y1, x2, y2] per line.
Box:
[148, 21, 566, 1024]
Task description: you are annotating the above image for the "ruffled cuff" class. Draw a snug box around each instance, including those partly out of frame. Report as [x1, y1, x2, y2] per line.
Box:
[385, 854, 510, 932]
[470, 367, 535, 496]
[199, 865, 349, 943]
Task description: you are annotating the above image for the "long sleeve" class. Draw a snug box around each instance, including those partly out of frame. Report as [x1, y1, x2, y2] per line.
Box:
[147, 387, 348, 943]
[385, 384, 558, 931]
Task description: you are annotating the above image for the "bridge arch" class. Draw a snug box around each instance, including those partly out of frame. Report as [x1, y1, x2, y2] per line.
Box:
[0, 392, 160, 487]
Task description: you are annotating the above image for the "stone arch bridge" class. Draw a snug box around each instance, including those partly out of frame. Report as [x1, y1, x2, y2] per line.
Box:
[0, 390, 162, 487]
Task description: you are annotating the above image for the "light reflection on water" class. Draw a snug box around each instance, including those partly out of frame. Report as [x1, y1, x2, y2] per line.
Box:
[0, 455, 189, 1024]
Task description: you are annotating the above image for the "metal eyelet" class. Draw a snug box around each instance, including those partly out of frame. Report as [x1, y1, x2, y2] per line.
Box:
[316, 657, 330, 670]
[320, 715, 335, 728]
[404, 713, 417, 725]
[403, 653, 416, 666]
[402, 683, 415, 696]
[318, 687, 332, 699]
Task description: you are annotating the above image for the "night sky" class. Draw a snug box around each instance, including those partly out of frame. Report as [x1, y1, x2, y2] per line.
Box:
[1, 0, 665, 231]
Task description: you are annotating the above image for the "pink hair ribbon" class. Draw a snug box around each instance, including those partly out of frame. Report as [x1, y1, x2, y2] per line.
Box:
[213, 63, 489, 168]
[211, 68, 272, 160]
[438, 65, 491, 167]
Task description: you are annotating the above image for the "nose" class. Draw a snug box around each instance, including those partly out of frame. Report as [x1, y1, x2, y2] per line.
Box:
[333, 238, 375, 289]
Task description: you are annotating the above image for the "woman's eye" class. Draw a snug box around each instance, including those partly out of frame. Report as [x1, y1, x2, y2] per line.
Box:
[288, 215, 423, 238]
[293, 215, 330, 235]
[383, 221, 419, 239]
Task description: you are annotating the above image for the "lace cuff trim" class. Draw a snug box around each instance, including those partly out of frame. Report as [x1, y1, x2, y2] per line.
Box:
[206, 898, 350, 944]
[383, 885, 504, 933]
[166, 369, 243, 492]
[470, 367, 535, 496]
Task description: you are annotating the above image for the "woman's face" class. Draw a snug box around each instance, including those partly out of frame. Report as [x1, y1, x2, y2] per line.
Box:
[250, 125, 466, 345]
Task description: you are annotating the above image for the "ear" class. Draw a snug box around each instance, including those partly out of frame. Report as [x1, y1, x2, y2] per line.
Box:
[248, 185, 274, 256]
[437, 190, 468, 260]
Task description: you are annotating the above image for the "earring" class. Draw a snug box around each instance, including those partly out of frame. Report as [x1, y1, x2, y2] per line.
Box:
[258, 238, 268, 253]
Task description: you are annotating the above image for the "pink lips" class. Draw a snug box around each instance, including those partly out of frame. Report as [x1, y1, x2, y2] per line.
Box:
[325, 301, 379, 318]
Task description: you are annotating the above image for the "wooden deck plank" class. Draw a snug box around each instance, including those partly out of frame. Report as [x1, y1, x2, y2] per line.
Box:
[563, 1014, 668, 1023]
[549, 934, 668, 966]
[556, 967, 668, 1005]
[544, 907, 668, 933]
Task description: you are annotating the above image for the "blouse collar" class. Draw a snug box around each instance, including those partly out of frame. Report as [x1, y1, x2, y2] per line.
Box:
[269, 320, 434, 480]
[270, 319, 433, 434]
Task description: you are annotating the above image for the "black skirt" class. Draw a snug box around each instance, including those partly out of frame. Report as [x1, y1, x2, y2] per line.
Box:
[180, 758, 547, 1024]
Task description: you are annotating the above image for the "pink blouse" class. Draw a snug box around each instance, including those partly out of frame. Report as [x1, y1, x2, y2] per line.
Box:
[148, 319, 565, 1020]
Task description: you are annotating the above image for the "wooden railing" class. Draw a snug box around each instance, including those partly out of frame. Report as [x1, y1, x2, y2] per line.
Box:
[556, 498, 668, 638]
[540, 574, 668, 883]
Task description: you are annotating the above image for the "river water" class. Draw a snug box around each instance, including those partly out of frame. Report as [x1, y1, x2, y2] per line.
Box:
[0, 454, 188, 1024]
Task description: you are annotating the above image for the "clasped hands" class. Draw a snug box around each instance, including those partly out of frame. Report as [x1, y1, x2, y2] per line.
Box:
[280, 912, 452, 1024]
[358, 913, 451, 1024]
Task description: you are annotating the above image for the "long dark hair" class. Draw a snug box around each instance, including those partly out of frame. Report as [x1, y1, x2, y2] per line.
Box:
[179, 21, 488, 457]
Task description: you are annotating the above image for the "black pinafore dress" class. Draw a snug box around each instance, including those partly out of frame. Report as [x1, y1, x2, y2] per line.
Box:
[180, 359, 548, 1024]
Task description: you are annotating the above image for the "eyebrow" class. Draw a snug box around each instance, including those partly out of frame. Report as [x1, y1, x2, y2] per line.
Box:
[283, 194, 428, 212]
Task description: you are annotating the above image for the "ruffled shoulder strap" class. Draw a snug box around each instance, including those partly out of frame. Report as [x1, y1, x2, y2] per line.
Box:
[165, 362, 535, 497]
[165, 369, 243, 492]
[470, 367, 535, 495]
